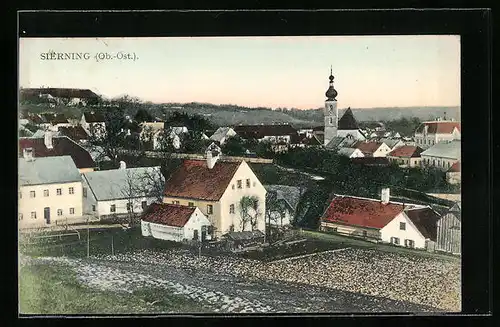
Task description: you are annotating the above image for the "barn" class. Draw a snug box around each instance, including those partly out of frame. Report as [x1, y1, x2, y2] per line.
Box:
[436, 202, 461, 255]
[141, 203, 212, 242]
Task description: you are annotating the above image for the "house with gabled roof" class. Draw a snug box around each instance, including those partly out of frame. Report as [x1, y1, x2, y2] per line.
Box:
[337, 147, 364, 158]
[320, 188, 440, 250]
[18, 155, 84, 228]
[19, 134, 97, 173]
[81, 164, 164, 221]
[58, 125, 90, 144]
[414, 119, 461, 149]
[420, 140, 460, 171]
[352, 140, 392, 157]
[80, 111, 106, 136]
[210, 127, 237, 145]
[336, 108, 366, 141]
[163, 149, 267, 238]
[140, 203, 212, 242]
[379, 138, 405, 151]
[387, 145, 424, 167]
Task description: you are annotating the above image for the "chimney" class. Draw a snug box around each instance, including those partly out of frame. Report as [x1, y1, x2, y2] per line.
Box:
[381, 188, 390, 204]
[443, 112, 447, 121]
[119, 161, 126, 169]
[44, 131, 53, 149]
[206, 150, 219, 169]
[23, 148, 34, 161]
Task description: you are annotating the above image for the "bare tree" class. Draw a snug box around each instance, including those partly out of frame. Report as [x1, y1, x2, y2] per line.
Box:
[239, 195, 263, 232]
[140, 167, 166, 204]
[121, 169, 141, 225]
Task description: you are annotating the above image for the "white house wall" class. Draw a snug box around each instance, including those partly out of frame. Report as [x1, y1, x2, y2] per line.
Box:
[19, 181, 83, 228]
[142, 221, 184, 242]
[182, 208, 212, 240]
[379, 212, 427, 249]
[219, 161, 267, 235]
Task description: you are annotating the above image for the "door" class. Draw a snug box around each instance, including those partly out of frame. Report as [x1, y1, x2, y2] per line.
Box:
[193, 229, 199, 240]
[44, 207, 50, 224]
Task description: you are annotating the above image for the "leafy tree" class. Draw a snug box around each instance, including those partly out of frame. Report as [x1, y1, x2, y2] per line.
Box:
[87, 107, 128, 166]
[181, 131, 210, 154]
[222, 136, 246, 156]
[134, 108, 153, 123]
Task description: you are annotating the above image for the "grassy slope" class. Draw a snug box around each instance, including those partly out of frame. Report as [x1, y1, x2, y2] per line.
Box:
[19, 264, 208, 314]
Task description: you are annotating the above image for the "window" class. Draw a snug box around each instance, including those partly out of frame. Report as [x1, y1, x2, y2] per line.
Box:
[448, 162, 451, 168]
[69, 187, 74, 194]
[229, 224, 235, 232]
[237, 180, 242, 189]
[30, 191, 36, 198]
[174, 200, 180, 205]
[188, 202, 194, 207]
[207, 204, 213, 214]
[329, 118, 333, 124]
[57, 209, 63, 216]
[126, 203, 132, 212]
[19, 191, 22, 199]
[110, 205, 116, 213]
[69, 208, 74, 215]
[232, 184, 235, 190]
[83, 188, 87, 197]
[92, 205, 96, 212]
[57, 188, 62, 195]
[362, 231, 368, 237]
[229, 204, 235, 214]
[433, 160, 436, 166]
[44, 189, 49, 197]
[31, 211, 37, 219]
[142, 201, 148, 209]
[390, 237, 400, 245]
[246, 179, 250, 188]
[19, 213, 23, 221]
[253, 182, 256, 187]
[400, 222, 406, 230]
[405, 239, 415, 248]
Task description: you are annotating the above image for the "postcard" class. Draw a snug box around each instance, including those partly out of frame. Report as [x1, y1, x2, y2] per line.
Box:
[18, 34, 461, 315]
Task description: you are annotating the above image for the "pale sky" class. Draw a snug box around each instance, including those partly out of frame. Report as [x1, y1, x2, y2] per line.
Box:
[19, 36, 460, 109]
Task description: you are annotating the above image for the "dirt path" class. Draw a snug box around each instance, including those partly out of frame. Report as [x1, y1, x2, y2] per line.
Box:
[22, 255, 442, 314]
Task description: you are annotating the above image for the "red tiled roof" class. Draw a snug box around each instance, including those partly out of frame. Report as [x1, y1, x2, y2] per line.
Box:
[163, 159, 241, 201]
[405, 207, 440, 241]
[354, 141, 384, 154]
[58, 126, 89, 141]
[387, 145, 424, 158]
[19, 136, 96, 169]
[322, 196, 405, 229]
[141, 203, 196, 227]
[448, 161, 461, 172]
[415, 121, 461, 134]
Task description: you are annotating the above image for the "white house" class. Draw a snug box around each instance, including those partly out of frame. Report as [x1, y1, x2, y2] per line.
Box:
[353, 141, 392, 157]
[420, 140, 461, 171]
[379, 138, 405, 151]
[163, 148, 267, 239]
[320, 188, 439, 250]
[141, 203, 212, 242]
[81, 164, 164, 221]
[18, 154, 84, 228]
[210, 127, 237, 145]
[80, 111, 106, 136]
[337, 147, 365, 158]
[446, 161, 461, 185]
[414, 120, 461, 149]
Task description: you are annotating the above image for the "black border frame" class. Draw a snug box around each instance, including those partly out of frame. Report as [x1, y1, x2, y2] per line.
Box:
[10, 8, 493, 325]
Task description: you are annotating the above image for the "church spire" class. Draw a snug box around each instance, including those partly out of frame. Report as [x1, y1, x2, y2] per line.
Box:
[325, 66, 338, 101]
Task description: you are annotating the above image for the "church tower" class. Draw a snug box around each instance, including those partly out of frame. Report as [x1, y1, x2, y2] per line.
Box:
[324, 67, 338, 146]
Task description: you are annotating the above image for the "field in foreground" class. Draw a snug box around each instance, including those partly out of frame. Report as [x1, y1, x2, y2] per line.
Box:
[19, 263, 208, 314]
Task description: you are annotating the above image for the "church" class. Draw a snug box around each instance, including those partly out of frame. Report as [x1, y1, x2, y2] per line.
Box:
[323, 68, 366, 146]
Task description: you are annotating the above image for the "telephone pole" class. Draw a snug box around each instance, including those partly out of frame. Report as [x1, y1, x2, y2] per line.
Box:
[86, 217, 90, 258]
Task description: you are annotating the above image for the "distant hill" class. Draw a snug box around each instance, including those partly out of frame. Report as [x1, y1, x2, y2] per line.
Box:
[19, 100, 460, 128]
